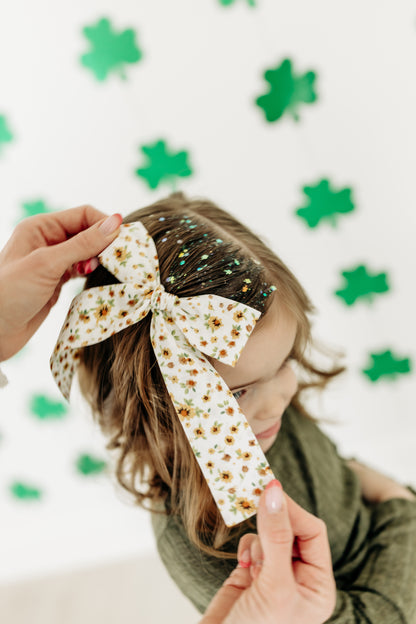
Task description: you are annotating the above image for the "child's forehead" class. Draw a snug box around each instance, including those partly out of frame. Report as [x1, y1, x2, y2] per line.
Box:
[214, 300, 297, 386]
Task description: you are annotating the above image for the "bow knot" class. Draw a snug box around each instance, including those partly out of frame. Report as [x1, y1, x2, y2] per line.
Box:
[150, 285, 179, 314]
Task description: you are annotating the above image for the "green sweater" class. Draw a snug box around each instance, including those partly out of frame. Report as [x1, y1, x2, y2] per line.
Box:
[152, 405, 416, 622]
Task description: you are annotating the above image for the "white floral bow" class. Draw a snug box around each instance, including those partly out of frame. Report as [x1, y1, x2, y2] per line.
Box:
[50, 222, 275, 526]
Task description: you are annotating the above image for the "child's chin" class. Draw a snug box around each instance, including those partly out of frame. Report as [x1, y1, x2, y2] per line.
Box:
[259, 432, 278, 453]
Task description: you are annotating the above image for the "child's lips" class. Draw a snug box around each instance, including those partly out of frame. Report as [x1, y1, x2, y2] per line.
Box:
[255, 419, 282, 439]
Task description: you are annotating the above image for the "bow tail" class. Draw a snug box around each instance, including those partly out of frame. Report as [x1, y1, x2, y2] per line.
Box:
[151, 313, 275, 527]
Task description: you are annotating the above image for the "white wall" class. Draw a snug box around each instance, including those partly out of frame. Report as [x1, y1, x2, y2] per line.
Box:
[0, 0, 415, 584]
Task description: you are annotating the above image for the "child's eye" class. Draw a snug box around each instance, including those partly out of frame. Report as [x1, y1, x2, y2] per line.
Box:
[232, 389, 246, 401]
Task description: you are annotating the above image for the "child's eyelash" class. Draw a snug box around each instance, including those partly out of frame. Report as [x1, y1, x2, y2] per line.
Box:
[232, 389, 246, 400]
[231, 350, 296, 401]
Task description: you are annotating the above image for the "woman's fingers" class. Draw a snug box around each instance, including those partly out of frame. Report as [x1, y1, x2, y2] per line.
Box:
[201, 566, 252, 624]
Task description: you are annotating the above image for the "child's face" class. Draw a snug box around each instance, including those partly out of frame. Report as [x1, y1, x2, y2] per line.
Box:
[213, 299, 298, 453]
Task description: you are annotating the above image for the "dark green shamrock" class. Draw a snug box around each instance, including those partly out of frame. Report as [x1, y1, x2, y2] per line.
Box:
[81, 17, 142, 81]
[135, 140, 193, 190]
[20, 199, 56, 220]
[29, 394, 68, 420]
[75, 453, 107, 476]
[219, 0, 256, 6]
[256, 58, 317, 122]
[335, 265, 390, 306]
[0, 115, 13, 154]
[295, 179, 355, 228]
[362, 350, 412, 382]
[10, 481, 42, 501]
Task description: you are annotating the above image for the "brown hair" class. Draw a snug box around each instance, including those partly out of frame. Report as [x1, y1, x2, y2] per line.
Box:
[78, 192, 346, 557]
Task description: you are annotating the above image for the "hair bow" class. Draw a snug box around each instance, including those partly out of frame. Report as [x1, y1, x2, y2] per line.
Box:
[50, 222, 275, 526]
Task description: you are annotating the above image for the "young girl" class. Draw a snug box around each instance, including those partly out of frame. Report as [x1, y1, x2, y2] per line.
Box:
[51, 192, 416, 622]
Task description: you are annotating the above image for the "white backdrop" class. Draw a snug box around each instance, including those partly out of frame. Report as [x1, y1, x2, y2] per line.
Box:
[0, 0, 415, 583]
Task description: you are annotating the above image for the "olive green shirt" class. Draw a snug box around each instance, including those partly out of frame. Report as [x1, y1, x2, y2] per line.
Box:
[152, 405, 416, 622]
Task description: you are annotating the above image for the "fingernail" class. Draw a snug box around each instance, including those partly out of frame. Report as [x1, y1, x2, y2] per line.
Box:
[84, 258, 99, 274]
[238, 549, 251, 568]
[265, 479, 283, 513]
[99, 213, 122, 235]
[75, 261, 83, 275]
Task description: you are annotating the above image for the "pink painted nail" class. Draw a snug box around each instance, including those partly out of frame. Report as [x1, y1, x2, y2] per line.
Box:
[238, 549, 251, 568]
[99, 213, 122, 235]
[84, 257, 99, 274]
[265, 480, 283, 513]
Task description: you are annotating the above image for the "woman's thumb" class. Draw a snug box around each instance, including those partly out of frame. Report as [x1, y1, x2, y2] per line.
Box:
[46, 214, 123, 278]
[257, 480, 295, 586]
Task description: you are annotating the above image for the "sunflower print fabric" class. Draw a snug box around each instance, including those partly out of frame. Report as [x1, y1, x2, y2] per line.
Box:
[50, 222, 275, 526]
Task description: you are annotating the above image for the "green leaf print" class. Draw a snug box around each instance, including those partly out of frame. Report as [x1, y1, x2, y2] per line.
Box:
[135, 140, 193, 190]
[256, 58, 317, 122]
[334, 265, 390, 306]
[362, 350, 412, 382]
[295, 179, 355, 228]
[80, 17, 143, 81]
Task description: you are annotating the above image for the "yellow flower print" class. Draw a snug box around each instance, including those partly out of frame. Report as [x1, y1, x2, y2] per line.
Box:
[230, 424, 239, 434]
[206, 461, 214, 470]
[228, 341, 236, 348]
[211, 424, 222, 434]
[249, 439, 256, 446]
[226, 407, 235, 416]
[236, 498, 256, 514]
[186, 379, 197, 388]
[166, 316, 174, 324]
[202, 412, 210, 419]
[231, 328, 240, 338]
[162, 348, 172, 358]
[218, 499, 225, 506]
[224, 435, 234, 446]
[233, 311, 245, 322]
[242, 451, 252, 461]
[210, 336, 218, 343]
[194, 426, 205, 438]
[202, 394, 211, 402]
[222, 454, 232, 462]
[117, 310, 128, 319]
[218, 349, 228, 358]
[220, 470, 233, 482]
[170, 375, 178, 384]
[94, 304, 111, 321]
[78, 312, 90, 323]
[177, 405, 196, 420]
[114, 247, 127, 262]
[200, 339, 208, 347]
[208, 448, 215, 455]
[208, 316, 223, 331]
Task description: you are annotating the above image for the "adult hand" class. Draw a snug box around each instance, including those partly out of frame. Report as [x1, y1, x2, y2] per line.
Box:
[346, 459, 416, 504]
[0, 206, 122, 361]
[202, 480, 336, 624]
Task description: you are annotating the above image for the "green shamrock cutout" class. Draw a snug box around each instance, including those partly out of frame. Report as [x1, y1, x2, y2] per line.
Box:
[29, 394, 68, 420]
[76, 453, 107, 476]
[0, 115, 14, 154]
[295, 179, 355, 228]
[10, 481, 42, 501]
[335, 265, 390, 306]
[256, 58, 317, 122]
[81, 17, 142, 81]
[135, 140, 193, 190]
[20, 199, 56, 220]
[219, 0, 256, 6]
[362, 350, 412, 382]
